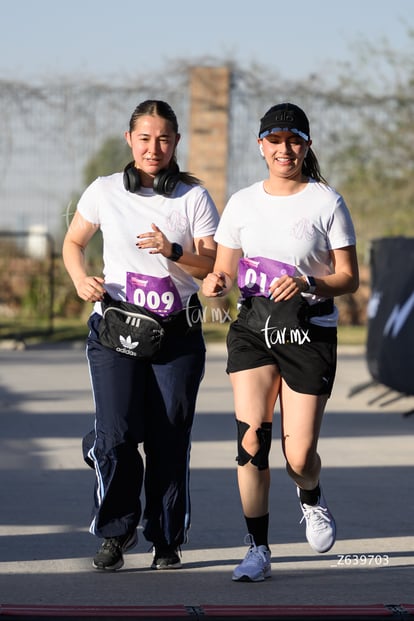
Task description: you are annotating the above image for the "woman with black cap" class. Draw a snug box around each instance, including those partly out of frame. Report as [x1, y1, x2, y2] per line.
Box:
[202, 102, 359, 582]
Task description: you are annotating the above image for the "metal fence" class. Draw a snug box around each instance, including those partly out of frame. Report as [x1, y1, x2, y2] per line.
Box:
[0, 61, 406, 338]
[0, 65, 355, 238]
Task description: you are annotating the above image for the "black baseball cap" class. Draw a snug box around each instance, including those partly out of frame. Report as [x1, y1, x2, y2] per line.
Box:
[259, 103, 310, 141]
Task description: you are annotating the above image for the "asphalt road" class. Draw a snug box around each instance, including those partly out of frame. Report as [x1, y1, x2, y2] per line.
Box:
[0, 340, 413, 619]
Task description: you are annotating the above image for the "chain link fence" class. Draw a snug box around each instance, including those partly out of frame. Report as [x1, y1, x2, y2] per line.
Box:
[0, 65, 355, 236]
[0, 60, 408, 340]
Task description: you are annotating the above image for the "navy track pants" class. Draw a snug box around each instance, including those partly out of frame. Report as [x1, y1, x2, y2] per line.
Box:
[84, 312, 205, 546]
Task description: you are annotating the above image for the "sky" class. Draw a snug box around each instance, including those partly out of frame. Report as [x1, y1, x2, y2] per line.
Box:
[0, 0, 412, 82]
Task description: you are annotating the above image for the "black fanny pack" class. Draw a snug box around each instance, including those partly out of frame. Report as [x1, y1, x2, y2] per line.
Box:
[240, 295, 334, 333]
[98, 294, 165, 360]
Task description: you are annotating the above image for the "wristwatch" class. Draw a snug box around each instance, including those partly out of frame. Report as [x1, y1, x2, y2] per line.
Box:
[168, 242, 183, 262]
[304, 275, 317, 294]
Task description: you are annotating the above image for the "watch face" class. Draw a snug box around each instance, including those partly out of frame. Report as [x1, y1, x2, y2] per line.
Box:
[170, 243, 183, 261]
[306, 276, 316, 293]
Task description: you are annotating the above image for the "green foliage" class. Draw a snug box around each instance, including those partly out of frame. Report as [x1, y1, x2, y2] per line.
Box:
[83, 136, 131, 185]
[63, 136, 132, 265]
[324, 31, 414, 259]
[20, 268, 51, 319]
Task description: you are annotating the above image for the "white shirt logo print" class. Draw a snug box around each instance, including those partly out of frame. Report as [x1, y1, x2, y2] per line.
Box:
[167, 211, 187, 234]
[292, 218, 315, 241]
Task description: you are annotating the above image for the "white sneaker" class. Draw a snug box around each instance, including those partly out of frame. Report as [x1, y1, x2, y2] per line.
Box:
[232, 534, 271, 582]
[298, 486, 336, 553]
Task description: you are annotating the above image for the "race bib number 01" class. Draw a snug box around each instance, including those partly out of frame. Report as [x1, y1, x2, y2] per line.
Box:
[126, 272, 182, 317]
[238, 256, 296, 298]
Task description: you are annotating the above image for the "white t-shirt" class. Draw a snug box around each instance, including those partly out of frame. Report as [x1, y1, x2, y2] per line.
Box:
[214, 179, 356, 327]
[77, 172, 219, 313]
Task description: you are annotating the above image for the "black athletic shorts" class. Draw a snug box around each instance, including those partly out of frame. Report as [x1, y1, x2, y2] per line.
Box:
[226, 296, 337, 396]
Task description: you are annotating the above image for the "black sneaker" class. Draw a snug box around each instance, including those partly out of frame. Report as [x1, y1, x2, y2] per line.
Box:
[92, 530, 138, 571]
[151, 545, 182, 570]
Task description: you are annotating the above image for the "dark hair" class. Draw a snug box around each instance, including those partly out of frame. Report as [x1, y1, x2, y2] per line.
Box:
[302, 148, 328, 184]
[129, 100, 178, 134]
[128, 100, 202, 186]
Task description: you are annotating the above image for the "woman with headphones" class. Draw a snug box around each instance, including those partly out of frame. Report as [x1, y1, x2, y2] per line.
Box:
[202, 102, 359, 582]
[63, 99, 219, 572]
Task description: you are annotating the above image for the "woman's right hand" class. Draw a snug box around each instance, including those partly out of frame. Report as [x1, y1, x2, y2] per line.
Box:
[75, 276, 105, 302]
[202, 272, 227, 297]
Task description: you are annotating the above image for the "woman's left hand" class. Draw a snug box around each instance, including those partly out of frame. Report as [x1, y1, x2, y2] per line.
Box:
[268, 275, 307, 301]
[136, 223, 173, 257]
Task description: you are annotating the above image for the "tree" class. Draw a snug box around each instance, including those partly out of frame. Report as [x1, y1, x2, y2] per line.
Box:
[323, 31, 414, 257]
[83, 136, 131, 185]
[63, 136, 132, 265]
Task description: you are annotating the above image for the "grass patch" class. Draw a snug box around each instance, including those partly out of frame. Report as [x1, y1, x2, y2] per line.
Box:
[337, 324, 367, 346]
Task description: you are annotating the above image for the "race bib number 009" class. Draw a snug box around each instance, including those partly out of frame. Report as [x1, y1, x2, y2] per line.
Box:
[126, 272, 182, 317]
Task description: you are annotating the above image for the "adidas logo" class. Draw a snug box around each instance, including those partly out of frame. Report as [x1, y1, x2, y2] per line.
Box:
[119, 334, 138, 350]
[116, 333, 139, 356]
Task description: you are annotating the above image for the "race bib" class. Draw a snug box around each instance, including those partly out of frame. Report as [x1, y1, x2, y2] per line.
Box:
[126, 272, 182, 317]
[238, 256, 296, 298]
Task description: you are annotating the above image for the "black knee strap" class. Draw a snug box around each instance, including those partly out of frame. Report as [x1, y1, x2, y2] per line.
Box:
[236, 421, 252, 466]
[236, 420, 272, 471]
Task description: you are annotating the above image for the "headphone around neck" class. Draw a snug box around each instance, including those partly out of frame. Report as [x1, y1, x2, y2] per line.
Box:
[123, 161, 180, 196]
